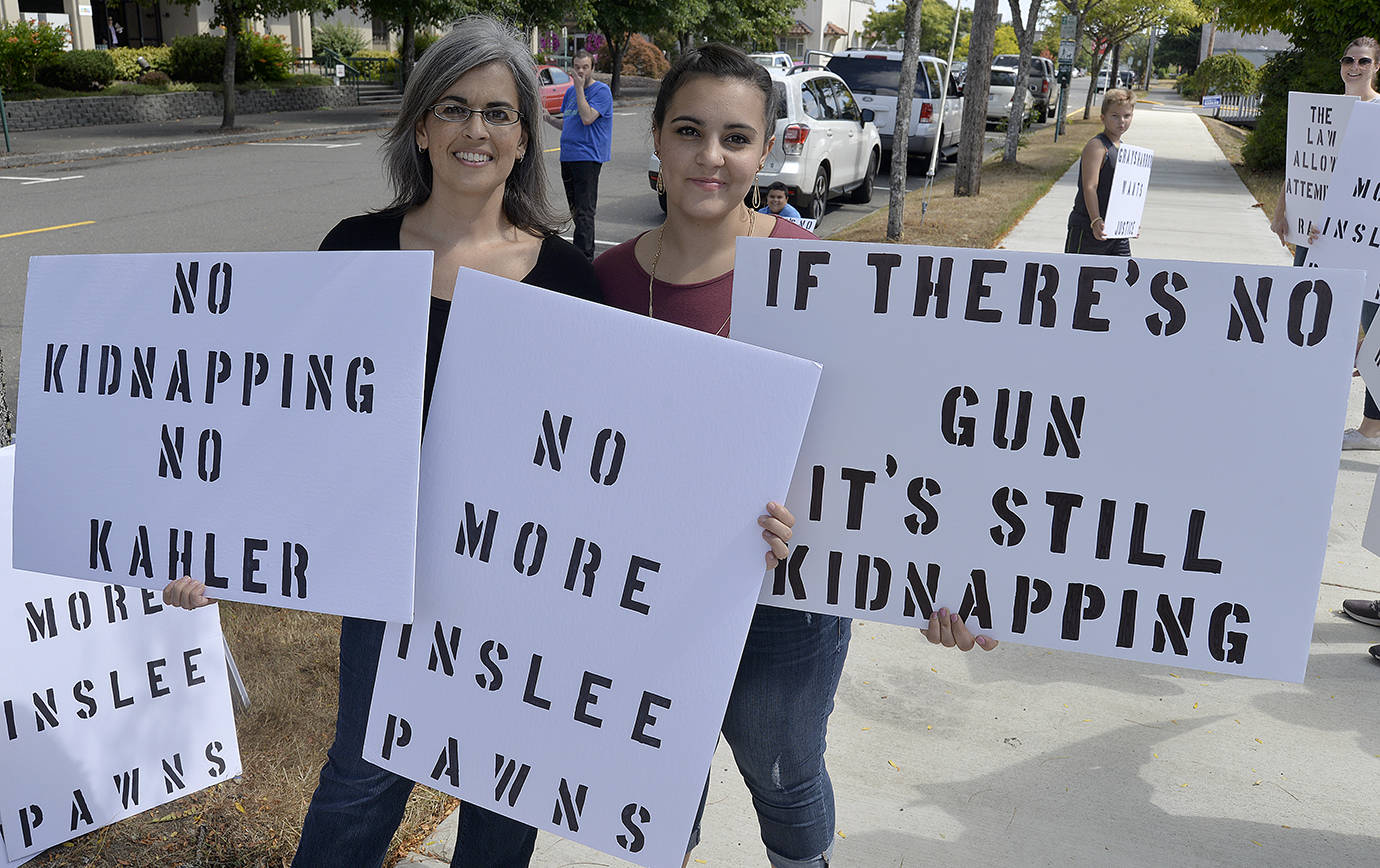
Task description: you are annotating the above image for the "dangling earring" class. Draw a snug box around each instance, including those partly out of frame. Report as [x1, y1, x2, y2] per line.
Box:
[751, 183, 762, 210]
[656, 173, 665, 195]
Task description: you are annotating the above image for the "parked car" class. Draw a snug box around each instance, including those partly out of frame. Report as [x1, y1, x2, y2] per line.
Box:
[1118, 68, 1137, 87]
[749, 52, 793, 71]
[993, 53, 1058, 122]
[647, 66, 882, 222]
[824, 49, 963, 162]
[536, 64, 573, 113]
[1096, 69, 1111, 92]
[985, 65, 1032, 127]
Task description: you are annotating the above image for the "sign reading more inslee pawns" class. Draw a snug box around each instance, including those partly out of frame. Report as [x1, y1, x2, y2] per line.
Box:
[1306, 101, 1380, 302]
[363, 270, 821, 868]
[1283, 92, 1358, 246]
[12, 252, 431, 621]
[732, 237, 1364, 683]
[0, 446, 240, 862]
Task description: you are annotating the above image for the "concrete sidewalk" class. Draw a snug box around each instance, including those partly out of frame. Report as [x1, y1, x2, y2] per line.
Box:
[401, 92, 1380, 867]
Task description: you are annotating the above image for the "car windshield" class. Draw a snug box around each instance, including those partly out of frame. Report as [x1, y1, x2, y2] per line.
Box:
[995, 56, 1042, 75]
[752, 56, 776, 67]
[826, 56, 935, 98]
[991, 69, 1016, 87]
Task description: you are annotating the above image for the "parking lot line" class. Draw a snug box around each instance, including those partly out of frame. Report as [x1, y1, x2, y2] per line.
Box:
[245, 142, 361, 149]
[0, 174, 84, 185]
[0, 220, 96, 239]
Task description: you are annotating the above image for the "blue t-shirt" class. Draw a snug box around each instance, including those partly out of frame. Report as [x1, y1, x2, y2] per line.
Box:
[759, 202, 802, 219]
[560, 80, 613, 163]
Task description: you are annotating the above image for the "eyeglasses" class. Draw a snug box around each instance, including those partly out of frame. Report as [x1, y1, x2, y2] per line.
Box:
[1340, 55, 1375, 67]
[429, 103, 523, 126]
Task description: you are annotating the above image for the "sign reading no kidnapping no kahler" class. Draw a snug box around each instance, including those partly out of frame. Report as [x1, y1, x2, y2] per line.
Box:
[363, 270, 821, 868]
[732, 238, 1364, 683]
[13, 252, 431, 621]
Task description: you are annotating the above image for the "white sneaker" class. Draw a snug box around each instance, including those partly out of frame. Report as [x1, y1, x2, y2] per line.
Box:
[1342, 428, 1380, 450]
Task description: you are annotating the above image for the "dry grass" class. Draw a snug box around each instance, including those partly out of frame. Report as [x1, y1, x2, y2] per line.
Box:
[30, 603, 456, 867]
[830, 117, 1101, 248]
[1200, 115, 1285, 213]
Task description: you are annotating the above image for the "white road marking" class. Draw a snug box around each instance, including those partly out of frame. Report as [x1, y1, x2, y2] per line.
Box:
[614, 112, 638, 116]
[245, 142, 362, 149]
[559, 236, 620, 248]
[1, 174, 84, 185]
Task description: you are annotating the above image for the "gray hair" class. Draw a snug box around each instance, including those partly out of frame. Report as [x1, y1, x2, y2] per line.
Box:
[380, 15, 559, 235]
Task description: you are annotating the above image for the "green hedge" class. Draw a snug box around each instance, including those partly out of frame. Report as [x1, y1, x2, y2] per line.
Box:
[37, 49, 116, 91]
[169, 30, 292, 83]
[312, 20, 367, 57]
[1177, 51, 1258, 100]
[1243, 48, 1339, 171]
[108, 45, 173, 81]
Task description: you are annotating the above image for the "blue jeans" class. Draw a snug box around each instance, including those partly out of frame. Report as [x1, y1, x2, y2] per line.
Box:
[1303, 245, 1380, 421]
[293, 617, 537, 868]
[689, 605, 853, 868]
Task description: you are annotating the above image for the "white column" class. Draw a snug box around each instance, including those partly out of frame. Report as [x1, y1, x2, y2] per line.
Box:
[0, 0, 20, 26]
[290, 11, 311, 55]
[64, 0, 96, 50]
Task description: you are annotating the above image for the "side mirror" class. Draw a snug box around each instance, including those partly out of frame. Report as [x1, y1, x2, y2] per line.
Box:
[860, 108, 875, 124]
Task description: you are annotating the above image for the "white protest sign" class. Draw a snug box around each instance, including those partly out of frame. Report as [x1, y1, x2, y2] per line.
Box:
[363, 270, 821, 868]
[732, 238, 1365, 683]
[1284, 92, 1358, 246]
[0, 446, 241, 861]
[1307, 101, 1380, 302]
[1101, 143, 1153, 239]
[0, 830, 33, 867]
[13, 252, 430, 621]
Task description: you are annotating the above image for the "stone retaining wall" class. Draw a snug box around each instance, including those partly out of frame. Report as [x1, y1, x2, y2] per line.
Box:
[4, 85, 357, 132]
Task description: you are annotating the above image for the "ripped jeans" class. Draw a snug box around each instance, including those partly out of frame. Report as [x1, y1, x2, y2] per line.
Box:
[688, 605, 852, 868]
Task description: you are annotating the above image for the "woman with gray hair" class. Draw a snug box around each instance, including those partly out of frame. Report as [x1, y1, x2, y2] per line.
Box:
[161, 15, 599, 867]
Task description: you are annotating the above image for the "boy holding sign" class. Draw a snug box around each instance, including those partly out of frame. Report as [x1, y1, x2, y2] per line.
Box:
[1064, 88, 1137, 257]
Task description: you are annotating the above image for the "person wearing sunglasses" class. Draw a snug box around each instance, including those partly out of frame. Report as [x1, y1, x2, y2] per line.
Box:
[1266, 37, 1380, 454]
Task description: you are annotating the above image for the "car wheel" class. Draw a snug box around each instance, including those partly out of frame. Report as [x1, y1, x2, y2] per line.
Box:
[848, 152, 878, 204]
[799, 167, 829, 222]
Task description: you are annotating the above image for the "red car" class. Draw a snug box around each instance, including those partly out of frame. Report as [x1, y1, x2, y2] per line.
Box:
[536, 64, 573, 114]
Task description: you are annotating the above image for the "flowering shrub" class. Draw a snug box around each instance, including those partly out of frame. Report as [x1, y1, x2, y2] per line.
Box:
[583, 32, 604, 58]
[0, 19, 69, 90]
[109, 45, 173, 81]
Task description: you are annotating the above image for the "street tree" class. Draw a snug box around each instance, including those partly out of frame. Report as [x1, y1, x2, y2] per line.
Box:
[344, 0, 462, 88]
[1078, 0, 1199, 115]
[169, 0, 335, 129]
[954, 0, 998, 196]
[956, 23, 1018, 59]
[864, 0, 971, 54]
[1002, 0, 1047, 162]
[885, 0, 924, 241]
[696, 0, 795, 50]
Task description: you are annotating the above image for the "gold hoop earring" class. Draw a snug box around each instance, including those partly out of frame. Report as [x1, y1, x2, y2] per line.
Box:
[656, 173, 665, 195]
[751, 183, 762, 210]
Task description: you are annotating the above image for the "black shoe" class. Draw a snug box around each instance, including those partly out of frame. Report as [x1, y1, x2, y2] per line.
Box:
[1342, 599, 1380, 627]
[1370, 644, 1380, 663]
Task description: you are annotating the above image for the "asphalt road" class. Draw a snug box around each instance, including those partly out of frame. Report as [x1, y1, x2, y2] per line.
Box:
[0, 76, 1092, 414]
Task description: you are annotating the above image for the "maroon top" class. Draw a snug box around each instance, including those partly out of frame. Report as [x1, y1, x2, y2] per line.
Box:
[594, 217, 817, 336]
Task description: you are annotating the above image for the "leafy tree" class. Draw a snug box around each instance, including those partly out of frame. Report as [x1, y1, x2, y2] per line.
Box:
[1154, 24, 1200, 73]
[956, 23, 1019, 59]
[1002, 0, 1046, 162]
[864, 0, 971, 55]
[1077, 0, 1199, 114]
[166, 0, 334, 129]
[955, 0, 998, 196]
[697, 0, 796, 49]
[885, 0, 924, 240]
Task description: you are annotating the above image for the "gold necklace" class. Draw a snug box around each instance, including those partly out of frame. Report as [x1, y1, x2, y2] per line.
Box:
[647, 207, 753, 338]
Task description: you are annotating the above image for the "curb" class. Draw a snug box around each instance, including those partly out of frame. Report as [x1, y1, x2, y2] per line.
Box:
[0, 121, 391, 169]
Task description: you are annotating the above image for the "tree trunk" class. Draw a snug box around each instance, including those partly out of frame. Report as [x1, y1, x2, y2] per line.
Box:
[1003, 0, 1042, 163]
[1109, 41, 1121, 90]
[1083, 44, 1106, 117]
[954, 0, 998, 197]
[0, 347, 13, 448]
[1141, 28, 1156, 90]
[885, 0, 924, 241]
[220, 6, 240, 130]
[400, 8, 416, 88]
[609, 35, 628, 97]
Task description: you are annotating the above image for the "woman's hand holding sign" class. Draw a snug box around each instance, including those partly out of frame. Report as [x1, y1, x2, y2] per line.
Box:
[165, 576, 214, 610]
[759, 501, 794, 568]
[925, 607, 999, 652]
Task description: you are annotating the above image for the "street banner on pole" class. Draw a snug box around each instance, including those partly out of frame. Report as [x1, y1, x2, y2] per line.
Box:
[1102, 143, 1153, 239]
[1306, 101, 1380, 302]
[362, 270, 821, 867]
[0, 446, 241, 862]
[12, 252, 431, 621]
[1284, 92, 1359, 246]
[732, 237, 1364, 683]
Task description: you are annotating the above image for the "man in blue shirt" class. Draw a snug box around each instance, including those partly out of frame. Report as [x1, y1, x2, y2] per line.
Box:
[542, 50, 613, 260]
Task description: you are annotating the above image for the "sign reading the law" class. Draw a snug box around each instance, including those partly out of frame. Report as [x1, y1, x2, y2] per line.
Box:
[732, 238, 1365, 683]
[13, 252, 431, 621]
[1284, 92, 1358, 246]
[1307, 101, 1380, 302]
[0, 447, 241, 862]
[363, 270, 820, 868]
[1101, 143, 1153, 240]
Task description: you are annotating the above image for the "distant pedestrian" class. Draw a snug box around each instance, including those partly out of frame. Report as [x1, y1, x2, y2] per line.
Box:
[757, 180, 801, 219]
[1064, 88, 1136, 256]
[106, 15, 123, 47]
[542, 49, 612, 260]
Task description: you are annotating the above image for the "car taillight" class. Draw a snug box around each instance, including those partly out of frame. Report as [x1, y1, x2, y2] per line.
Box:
[1041, 79, 1050, 95]
[919, 102, 933, 122]
[783, 124, 809, 155]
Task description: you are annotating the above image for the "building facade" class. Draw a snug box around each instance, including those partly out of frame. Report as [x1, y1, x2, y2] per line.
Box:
[777, 0, 872, 60]
[1, 0, 315, 54]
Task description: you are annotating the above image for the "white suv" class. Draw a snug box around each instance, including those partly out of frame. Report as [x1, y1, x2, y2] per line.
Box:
[648, 67, 882, 223]
[824, 49, 963, 161]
